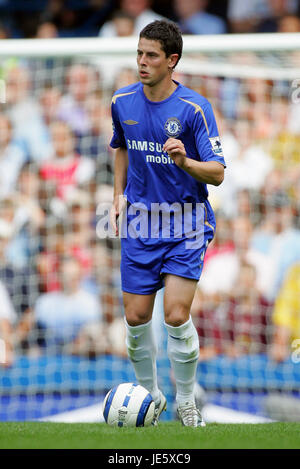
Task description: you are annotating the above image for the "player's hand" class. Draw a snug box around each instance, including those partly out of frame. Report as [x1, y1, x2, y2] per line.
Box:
[110, 194, 127, 236]
[163, 138, 187, 168]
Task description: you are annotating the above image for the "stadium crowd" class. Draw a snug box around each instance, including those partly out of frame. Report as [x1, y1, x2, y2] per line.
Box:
[0, 0, 299, 38]
[0, 0, 299, 368]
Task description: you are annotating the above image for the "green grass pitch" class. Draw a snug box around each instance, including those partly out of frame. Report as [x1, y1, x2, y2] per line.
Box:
[0, 422, 300, 449]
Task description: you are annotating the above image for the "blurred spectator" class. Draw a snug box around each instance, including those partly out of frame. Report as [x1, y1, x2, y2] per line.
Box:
[0, 21, 10, 39]
[278, 14, 300, 32]
[253, 191, 300, 302]
[99, 0, 164, 37]
[39, 120, 95, 201]
[66, 189, 94, 231]
[227, 0, 297, 33]
[39, 84, 62, 127]
[0, 279, 17, 367]
[210, 114, 273, 217]
[42, 0, 79, 34]
[236, 189, 253, 219]
[34, 256, 102, 349]
[225, 262, 271, 356]
[37, 188, 95, 295]
[229, 75, 273, 139]
[270, 262, 300, 362]
[70, 287, 126, 357]
[36, 222, 67, 293]
[40, 0, 113, 37]
[257, 0, 299, 33]
[7, 163, 45, 269]
[36, 21, 58, 38]
[194, 261, 271, 360]
[64, 190, 95, 279]
[228, 0, 272, 33]
[201, 212, 234, 265]
[229, 118, 274, 192]
[207, 109, 240, 216]
[78, 90, 113, 185]
[0, 213, 39, 332]
[58, 63, 99, 137]
[110, 10, 135, 37]
[267, 97, 300, 170]
[219, 77, 241, 121]
[0, 114, 26, 199]
[174, 0, 227, 34]
[4, 65, 52, 162]
[198, 215, 273, 299]
[112, 67, 138, 93]
[79, 89, 108, 156]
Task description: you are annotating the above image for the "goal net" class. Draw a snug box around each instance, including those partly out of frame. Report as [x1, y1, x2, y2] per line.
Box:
[0, 33, 300, 423]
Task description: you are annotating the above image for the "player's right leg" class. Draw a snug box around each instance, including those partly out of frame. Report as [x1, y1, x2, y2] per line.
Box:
[123, 292, 166, 423]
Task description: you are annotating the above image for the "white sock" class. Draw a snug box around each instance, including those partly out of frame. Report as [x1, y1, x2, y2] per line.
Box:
[125, 318, 160, 404]
[165, 316, 199, 405]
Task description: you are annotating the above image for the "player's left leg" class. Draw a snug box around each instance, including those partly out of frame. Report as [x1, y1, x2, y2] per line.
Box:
[163, 274, 205, 427]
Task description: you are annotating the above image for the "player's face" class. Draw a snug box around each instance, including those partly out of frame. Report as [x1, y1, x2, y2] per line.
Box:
[137, 38, 176, 87]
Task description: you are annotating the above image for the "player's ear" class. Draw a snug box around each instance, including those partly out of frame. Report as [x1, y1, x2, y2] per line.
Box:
[168, 54, 179, 70]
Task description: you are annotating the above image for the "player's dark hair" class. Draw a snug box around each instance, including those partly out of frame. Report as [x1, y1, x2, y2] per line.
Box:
[139, 20, 183, 69]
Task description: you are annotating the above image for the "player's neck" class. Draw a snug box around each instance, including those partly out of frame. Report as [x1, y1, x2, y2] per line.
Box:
[143, 77, 178, 102]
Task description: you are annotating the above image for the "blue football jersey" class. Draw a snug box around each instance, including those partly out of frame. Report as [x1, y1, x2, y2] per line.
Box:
[110, 80, 226, 209]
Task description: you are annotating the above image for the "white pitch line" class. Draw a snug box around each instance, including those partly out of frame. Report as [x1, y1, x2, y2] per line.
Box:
[39, 402, 273, 424]
[39, 403, 104, 423]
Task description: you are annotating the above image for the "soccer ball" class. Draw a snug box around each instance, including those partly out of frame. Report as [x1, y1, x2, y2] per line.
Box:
[103, 382, 155, 427]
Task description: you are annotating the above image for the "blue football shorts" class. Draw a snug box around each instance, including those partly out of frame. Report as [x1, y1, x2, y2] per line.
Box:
[120, 200, 215, 295]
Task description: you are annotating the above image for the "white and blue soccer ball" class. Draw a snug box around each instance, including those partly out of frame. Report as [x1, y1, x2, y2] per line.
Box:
[103, 382, 155, 427]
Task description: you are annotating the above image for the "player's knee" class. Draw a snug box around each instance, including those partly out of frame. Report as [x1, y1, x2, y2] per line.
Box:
[164, 304, 189, 327]
[125, 310, 152, 326]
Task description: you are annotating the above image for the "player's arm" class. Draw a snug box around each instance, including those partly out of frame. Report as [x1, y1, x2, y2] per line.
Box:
[163, 138, 224, 186]
[110, 147, 128, 235]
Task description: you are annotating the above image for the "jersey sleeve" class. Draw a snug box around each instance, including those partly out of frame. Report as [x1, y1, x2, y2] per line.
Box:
[192, 101, 226, 167]
[110, 101, 127, 149]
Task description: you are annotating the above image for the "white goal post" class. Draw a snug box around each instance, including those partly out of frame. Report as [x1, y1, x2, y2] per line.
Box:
[1, 33, 300, 80]
[0, 32, 300, 55]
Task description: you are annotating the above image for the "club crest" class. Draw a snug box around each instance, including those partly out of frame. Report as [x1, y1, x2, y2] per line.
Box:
[164, 117, 182, 138]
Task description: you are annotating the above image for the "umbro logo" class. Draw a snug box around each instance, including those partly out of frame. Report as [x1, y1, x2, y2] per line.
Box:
[123, 120, 139, 125]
